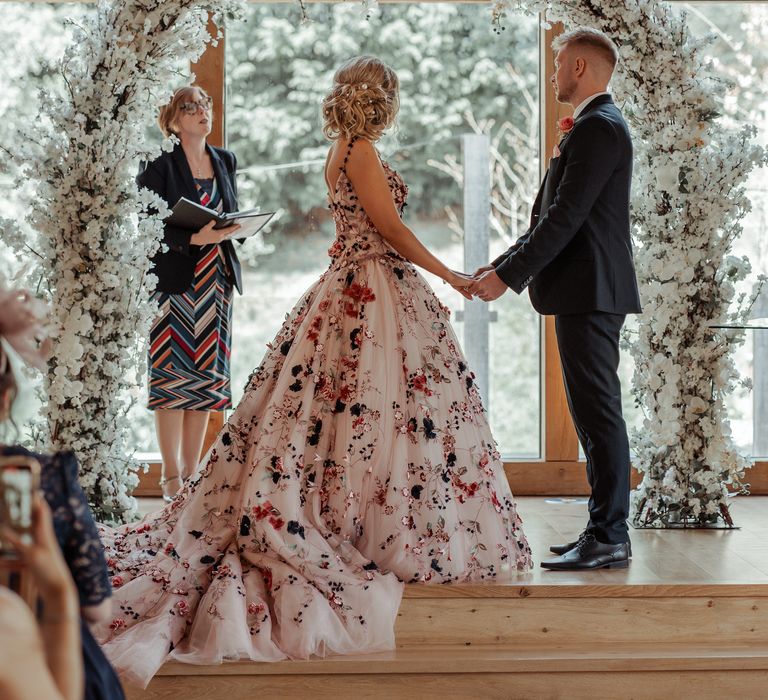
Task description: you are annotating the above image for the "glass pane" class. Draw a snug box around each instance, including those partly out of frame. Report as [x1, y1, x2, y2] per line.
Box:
[621, 2, 768, 459]
[0, 3, 193, 455]
[226, 3, 541, 458]
[0, 2, 93, 442]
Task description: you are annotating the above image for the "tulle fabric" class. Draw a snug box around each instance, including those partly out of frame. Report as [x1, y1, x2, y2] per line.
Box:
[96, 150, 531, 688]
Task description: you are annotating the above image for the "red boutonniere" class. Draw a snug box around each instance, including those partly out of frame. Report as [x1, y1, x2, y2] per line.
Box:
[557, 116, 575, 138]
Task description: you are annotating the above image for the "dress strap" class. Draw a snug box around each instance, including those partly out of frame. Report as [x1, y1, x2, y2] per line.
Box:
[340, 136, 359, 175]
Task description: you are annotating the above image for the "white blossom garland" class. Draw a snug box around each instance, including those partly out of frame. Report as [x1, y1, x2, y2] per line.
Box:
[2, 0, 242, 524]
[495, 0, 768, 526]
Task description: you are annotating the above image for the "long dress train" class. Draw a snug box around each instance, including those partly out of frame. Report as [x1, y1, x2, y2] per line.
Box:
[97, 137, 532, 687]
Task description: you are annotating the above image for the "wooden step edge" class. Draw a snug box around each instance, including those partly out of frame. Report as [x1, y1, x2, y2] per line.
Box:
[402, 582, 768, 599]
[153, 644, 768, 677]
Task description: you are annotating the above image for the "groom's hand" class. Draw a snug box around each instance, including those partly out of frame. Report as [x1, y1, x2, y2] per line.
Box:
[472, 264, 495, 278]
[468, 270, 507, 302]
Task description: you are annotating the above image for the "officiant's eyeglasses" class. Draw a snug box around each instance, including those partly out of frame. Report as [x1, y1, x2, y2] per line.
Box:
[179, 97, 213, 115]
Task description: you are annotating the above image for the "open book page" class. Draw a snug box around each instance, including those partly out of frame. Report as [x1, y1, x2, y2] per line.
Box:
[219, 212, 276, 240]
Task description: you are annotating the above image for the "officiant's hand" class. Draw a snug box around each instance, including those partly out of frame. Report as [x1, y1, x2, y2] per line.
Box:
[446, 270, 474, 301]
[191, 220, 241, 246]
[469, 269, 507, 302]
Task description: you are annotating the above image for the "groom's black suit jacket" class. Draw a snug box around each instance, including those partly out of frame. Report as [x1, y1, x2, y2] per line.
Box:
[493, 94, 641, 316]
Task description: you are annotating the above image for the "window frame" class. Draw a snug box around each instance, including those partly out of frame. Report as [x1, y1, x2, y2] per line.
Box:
[20, 1, 759, 495]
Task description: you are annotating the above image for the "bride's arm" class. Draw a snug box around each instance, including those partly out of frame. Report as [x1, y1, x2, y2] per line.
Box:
[345, 140, 468, 289]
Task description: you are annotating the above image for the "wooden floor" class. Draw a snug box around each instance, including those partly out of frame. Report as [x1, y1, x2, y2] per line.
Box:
[126, 496, 768, 699]
[138, 493, 768, 585]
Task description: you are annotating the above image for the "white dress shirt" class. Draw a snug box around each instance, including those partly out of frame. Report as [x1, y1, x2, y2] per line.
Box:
[573, 91, 611, 120]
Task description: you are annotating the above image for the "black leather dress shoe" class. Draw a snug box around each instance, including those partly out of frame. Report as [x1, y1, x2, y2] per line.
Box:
[541, 534, 630, 570]
[550, 534, 632, 557]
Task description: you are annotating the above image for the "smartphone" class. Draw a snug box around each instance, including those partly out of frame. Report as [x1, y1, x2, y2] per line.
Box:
[0, 456, 41, 558]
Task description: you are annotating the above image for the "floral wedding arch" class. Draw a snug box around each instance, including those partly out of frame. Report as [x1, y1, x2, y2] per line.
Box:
[3, 0, 765, 525]
[3, 1, 243, 523]
[495, 0, 767, 528]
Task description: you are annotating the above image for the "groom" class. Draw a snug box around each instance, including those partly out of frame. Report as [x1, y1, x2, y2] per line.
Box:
[469, 27, 641, 570]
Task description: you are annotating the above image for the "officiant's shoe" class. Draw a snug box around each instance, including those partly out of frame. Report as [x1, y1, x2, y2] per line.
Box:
[549, 534, 632, 557]
[541, 534, 630, 571]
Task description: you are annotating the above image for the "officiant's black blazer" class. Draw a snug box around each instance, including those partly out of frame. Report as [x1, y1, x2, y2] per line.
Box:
[493, 95, 641, 316]
[137, 142, 243, 295]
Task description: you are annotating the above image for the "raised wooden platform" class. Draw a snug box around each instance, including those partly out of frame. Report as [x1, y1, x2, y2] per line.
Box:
[125, 496, 768, 699]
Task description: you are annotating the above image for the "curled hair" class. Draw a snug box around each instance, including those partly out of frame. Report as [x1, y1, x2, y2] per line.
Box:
[552, 27, 619, 71]
[322, 56, 400, 142]
[158, 86, 211, 138]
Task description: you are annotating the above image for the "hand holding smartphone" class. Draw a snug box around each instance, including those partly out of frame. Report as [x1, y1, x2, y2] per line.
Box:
[0, 456, 41, 559]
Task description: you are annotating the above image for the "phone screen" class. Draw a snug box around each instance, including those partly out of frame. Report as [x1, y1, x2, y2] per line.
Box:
[0, 463, 37, 556]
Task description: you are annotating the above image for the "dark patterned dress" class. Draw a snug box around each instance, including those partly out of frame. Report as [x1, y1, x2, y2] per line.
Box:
[0, 445, 124, 700]
[148, 176, 233, 410]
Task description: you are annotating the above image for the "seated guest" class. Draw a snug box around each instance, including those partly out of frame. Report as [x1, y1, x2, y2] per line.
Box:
[0, 495, 83, 700]
[139, 86, 243, 501]
[0, 283, 125, 700]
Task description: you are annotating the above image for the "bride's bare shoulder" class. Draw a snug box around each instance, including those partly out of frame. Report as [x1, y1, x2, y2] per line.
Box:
[345, 137, 380, 168]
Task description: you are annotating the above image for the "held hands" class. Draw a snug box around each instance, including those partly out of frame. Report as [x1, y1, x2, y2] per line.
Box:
[443, 264, 509, 303]
[471, 264, 495, 278]
[190, 220, 242, 246]
[446, 270, 475, 300]
[468, 268, 508, 302]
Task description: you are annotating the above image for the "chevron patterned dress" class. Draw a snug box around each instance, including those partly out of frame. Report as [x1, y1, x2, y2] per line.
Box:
[148, 177, 233, 410]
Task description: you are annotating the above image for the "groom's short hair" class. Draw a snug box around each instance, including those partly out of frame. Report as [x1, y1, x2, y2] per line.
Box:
[553, 28, 619, 71]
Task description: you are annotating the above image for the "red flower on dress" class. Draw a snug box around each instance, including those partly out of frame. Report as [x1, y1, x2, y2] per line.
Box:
[307, 315, 323, 342]
[252, 501, 274, 520]
[248, 602, 266, 616]
[327, 239, 345, 258]
[343, 283, 376, 304]
[412, 372, 432, 396]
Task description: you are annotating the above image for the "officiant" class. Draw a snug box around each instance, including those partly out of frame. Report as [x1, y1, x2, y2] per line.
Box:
[138, 85, 243, 501]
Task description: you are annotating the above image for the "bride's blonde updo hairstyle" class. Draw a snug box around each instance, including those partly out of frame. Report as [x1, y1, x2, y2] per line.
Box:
[322, 56, 400, 142]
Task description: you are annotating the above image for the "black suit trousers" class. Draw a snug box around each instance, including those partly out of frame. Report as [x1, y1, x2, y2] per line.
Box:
[555, 312, 630, 544]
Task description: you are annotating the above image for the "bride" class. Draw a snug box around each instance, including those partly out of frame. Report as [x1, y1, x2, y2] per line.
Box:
[97, 55, 532, 687]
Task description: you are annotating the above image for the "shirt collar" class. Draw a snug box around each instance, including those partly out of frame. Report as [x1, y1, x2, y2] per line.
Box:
[573, 91, 611, 120]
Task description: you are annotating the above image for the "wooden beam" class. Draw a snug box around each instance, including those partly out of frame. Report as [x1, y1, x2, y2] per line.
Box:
[541, 22, 580, 462]
[191, 14, 226, 148]
[134, 460, 768, 498]
[188, 14, 227, 453]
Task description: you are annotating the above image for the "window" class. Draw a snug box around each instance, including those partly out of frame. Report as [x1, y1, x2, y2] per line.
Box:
[616, 2, 768, 459]
[0, 2, 94, 440]
[680, 2, 768, 459]
[226, 2, 542, 457]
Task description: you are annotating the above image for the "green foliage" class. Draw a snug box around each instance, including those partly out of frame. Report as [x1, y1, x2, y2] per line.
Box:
[226, 4, 538, 232]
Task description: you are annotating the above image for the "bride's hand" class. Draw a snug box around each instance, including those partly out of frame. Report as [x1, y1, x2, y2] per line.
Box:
[445, 270, 474, 300]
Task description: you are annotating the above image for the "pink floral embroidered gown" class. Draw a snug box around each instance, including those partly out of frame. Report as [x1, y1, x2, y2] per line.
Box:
[96, 137, 532, 687]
